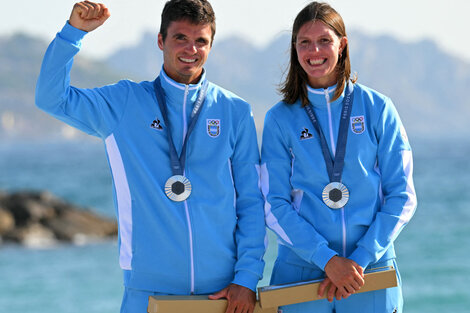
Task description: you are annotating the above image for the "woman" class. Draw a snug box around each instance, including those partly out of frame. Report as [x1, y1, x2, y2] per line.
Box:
[260, 2, 417, 312]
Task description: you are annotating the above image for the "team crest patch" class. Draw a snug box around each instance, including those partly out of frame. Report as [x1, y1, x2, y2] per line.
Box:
[207, 119, 220, 137]
[350, 116, 365, 134]
[300, 127, 313, 140]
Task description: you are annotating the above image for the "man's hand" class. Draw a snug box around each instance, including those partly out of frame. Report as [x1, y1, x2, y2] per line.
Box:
[209, 283, 256, 313]
[321, 256, 365, 300]
[69, 1, 110, 32]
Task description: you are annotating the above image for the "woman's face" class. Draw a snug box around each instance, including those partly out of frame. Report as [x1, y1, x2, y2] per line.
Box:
[295, 20, 347, 89]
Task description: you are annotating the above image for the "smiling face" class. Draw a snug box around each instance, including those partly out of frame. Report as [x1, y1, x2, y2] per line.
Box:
[295, 20, 347, 89]
[158, 19, 212, 85]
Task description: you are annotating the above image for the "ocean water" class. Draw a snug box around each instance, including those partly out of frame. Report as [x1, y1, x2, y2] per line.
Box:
[1, 139, 469, 312]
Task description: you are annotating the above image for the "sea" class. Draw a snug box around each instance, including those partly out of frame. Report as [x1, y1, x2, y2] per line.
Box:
[0, 138, 469, 313]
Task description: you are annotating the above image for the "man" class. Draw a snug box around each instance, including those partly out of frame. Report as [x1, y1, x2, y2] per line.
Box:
[35, 1, 266, 312]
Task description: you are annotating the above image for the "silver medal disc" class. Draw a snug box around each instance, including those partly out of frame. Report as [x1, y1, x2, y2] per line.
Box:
[165, 175, 192, 202]
[322, 182, 349, 209]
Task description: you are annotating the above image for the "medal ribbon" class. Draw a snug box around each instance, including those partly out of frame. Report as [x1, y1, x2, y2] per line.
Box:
[304, 81, 354, 183]
[154, 76, 208, 176]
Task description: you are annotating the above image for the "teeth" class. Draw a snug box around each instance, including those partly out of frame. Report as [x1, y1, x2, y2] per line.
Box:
[309, 59, 325, 65]
[180, 57, 196, 63]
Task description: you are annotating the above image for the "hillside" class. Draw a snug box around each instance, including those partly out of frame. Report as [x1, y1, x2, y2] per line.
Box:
[1, 30, 469, 141]
[0, 33, 122, 140]
[105, 30, 470, 141]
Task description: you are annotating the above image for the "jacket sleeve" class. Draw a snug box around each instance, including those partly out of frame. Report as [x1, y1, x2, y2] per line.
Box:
[260, 110, 338, 270]
[229, 105, 266, 291]
[349, 97, 417, 269]
[35, 22, 129, 138]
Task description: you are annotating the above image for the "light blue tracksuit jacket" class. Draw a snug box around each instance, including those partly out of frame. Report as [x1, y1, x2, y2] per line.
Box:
[261, 82, 417, 272]
[35, 22, 266, 294]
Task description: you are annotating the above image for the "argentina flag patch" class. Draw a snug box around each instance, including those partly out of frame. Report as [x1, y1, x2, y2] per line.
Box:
[207, 119, 220, 137]
[350, 115, 365, 134]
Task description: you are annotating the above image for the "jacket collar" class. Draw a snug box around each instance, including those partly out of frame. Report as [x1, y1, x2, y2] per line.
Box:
[159, 67, 206, 92]
[306, 83, 346, 108]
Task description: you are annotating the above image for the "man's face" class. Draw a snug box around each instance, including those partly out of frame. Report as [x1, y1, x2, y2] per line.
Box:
[158, 19, 212, 85]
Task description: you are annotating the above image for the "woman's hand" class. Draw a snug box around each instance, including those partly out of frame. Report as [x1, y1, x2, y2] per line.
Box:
[319, 256, 365, 301]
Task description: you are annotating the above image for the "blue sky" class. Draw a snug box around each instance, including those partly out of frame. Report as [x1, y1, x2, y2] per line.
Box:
[1, 0, 468, 61]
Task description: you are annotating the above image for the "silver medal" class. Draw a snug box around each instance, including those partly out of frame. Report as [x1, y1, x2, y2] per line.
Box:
[165, 175, 192, 202]
[322, 182, 349, 209]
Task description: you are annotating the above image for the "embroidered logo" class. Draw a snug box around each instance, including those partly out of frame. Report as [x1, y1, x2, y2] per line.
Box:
[300, 127, 313, 140]
[150, 118, 163, 130]
[350, 116, 365, 134]
[207, 119, 220, 137]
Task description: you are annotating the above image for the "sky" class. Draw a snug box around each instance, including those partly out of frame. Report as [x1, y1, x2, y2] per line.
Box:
[1, 0, 468, 62]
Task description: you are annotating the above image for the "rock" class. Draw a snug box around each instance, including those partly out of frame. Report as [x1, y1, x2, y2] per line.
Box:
[0, 190, 117, 246]
[45, 208, 117, 241]
[0, 191, 57, 226]
[4, 223, 58, 248]
[0, 207, 15, 234]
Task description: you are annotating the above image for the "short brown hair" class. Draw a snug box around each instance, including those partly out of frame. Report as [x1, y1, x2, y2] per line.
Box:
[160, 0, 216, 44]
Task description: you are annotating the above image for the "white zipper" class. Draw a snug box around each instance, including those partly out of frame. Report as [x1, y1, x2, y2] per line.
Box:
[182, 85, 189, 140]
[184, 200, 195, 293]
[324, 89, 347, 257]
[341, 208, 347, 257]
[182, 84, 195, 293]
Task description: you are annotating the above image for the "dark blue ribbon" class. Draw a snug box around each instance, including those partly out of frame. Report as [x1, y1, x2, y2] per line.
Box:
[304, 82, 354, 183]
[154, 76, 208, 176]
